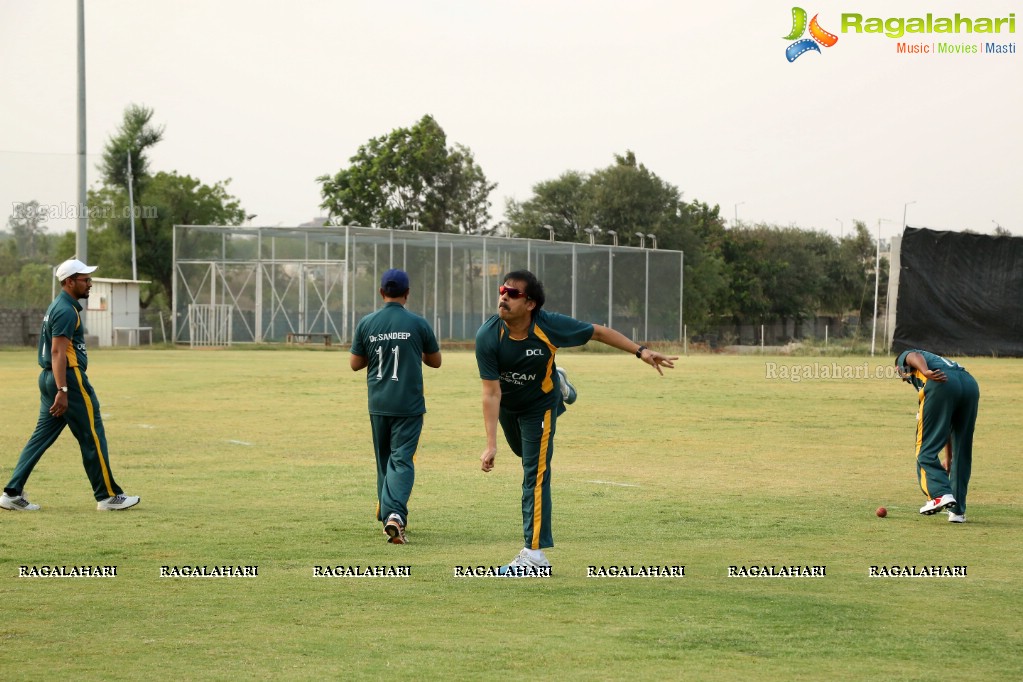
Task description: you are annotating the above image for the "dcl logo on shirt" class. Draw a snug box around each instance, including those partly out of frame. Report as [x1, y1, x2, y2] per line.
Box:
[525, 349, 544, 357]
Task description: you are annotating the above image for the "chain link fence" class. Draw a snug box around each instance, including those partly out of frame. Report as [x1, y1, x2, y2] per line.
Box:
[172, 225, 684, 345]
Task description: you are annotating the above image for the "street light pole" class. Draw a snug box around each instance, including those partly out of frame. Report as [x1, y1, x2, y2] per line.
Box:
[542, 225, 554, 242]
[871, 218, 895, 356]
[634, 232, 646, 248]
[647, 233, 657, 250]
[127, 151, 138, 280]
[734, 202, 745, 228]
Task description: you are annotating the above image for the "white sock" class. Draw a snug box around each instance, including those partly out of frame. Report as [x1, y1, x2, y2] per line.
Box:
[524, 548, 547, 561]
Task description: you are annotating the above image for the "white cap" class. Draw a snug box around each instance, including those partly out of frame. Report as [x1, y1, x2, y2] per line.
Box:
[55, 259, 98, 282]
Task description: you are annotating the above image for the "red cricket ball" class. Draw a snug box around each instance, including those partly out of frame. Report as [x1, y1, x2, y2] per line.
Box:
[876, 506, 888, 518]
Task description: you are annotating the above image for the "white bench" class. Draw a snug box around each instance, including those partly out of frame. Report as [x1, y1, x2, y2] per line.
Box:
[114, 327, 154, 346]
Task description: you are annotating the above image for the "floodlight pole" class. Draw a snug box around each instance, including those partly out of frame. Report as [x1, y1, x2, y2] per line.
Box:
[634, 232, 646, 248]
[76, 0, 88, 262]
[542, 224, 555, 242]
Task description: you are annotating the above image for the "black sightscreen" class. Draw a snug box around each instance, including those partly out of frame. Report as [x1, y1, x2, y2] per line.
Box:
[893, 227, 1023, 357]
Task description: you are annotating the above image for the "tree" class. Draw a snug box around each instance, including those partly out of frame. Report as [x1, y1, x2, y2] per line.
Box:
[440, 143, 497, 235]
[318, 115, 496, 233]
[586, 151, 685, 248]
[720, 225, 835, 323]
[7, 200, 48, 259]
[0, 201, 67, 308]
[504, 171, 590, 241]
[87, 171, 246, 308]
[87, 105, 247, 309]
[504, 152, 730, 331]
[714, 220, 885, 332]
[100, 104, 164, 197]
[838, 221, 876, 323]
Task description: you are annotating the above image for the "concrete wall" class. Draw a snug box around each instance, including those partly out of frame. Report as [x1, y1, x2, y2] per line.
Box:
[0, 308, 47, 346]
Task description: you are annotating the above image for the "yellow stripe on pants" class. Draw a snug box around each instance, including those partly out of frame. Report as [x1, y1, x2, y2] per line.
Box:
[915, 387, 929, 498]
[531, 409, 552, 550]
[73, 367, 115, 498]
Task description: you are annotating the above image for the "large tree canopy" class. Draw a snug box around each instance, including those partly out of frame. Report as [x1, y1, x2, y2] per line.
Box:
[505, 152, 731, 329]
[318, 115, 496, 234]
[719, 221, 884, 324]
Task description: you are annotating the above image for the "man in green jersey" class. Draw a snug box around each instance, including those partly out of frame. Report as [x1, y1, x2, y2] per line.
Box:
[896, 349, 979, 523]
[351, 269, 442, 543]
[476, 270, 677, 574]
[1, 259, 140, 512]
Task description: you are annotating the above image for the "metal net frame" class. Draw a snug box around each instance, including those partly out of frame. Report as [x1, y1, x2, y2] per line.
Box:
[173, 225, 683, 345]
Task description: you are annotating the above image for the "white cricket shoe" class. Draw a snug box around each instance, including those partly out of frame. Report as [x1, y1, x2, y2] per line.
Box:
[948, 510, 966, 523]
[97, 494, 140, 511]
[1, 492, 40, 511]
[919, 494, 956, 515]
[499, 548, 551, 577]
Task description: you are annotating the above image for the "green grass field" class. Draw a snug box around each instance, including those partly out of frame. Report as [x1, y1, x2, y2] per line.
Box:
[1, 348, 1020, 681]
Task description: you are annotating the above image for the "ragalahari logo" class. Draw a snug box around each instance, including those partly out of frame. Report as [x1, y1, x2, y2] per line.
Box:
[784, 7, 839, 61]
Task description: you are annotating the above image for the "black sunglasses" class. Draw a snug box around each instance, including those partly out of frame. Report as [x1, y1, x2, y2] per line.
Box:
[499, 285, 528, 299]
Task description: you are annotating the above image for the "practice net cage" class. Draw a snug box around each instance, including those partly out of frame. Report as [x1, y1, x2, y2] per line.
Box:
[173, 225, 684, 346]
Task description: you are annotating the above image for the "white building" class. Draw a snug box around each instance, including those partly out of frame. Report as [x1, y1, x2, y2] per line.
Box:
[85, 278, 152, 346]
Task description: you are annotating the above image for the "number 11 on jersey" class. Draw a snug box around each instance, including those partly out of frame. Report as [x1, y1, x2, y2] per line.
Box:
[375, 346, 400, 381]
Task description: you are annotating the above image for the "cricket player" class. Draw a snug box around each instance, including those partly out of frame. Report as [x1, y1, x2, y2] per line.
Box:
[896, 349, 980, 523]
[350, 269, 441, 543]
[1, 259, 140, 512]
[476, 270, 677, 574]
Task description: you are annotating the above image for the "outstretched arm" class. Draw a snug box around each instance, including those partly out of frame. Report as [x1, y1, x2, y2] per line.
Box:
[590, 324, 678, 375]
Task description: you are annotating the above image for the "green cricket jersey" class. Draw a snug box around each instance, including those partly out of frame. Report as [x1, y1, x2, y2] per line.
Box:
[39, 290, 88, 371]
[475, 309, 594, 413]
[351, 302, 440, 416]
[897, 349, 965, 390]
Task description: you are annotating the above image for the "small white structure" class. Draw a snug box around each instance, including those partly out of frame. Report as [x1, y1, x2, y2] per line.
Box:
[85, 278, 152, 347]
